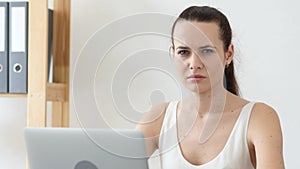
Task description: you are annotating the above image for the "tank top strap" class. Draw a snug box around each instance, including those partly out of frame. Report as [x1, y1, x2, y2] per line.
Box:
[232, 102, 256, 141]
[223, 102, 256, 168]
[158, 100, 179, 151]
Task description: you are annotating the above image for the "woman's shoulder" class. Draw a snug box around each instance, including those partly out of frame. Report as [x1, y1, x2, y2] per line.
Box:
[247, 102, 285, 167]
[248, 102, 283, 143]
[250, 102, 280, 124]
[136, 102, 171, 136]
[142, 102, 170, 124]
[228, 93, 278, 117]
[135, 102, 171, 155]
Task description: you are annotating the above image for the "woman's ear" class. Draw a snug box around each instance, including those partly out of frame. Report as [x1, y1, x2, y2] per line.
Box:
[225, 44, 234, 64]
[169, 46, 175, 58]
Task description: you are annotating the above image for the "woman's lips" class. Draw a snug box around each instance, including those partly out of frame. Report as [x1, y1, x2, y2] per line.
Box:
[187, 74, 206, 82]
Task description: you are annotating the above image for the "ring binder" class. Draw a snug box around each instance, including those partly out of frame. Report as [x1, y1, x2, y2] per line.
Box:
[8, 2, 28, 93]
[0, 2, 9, 93]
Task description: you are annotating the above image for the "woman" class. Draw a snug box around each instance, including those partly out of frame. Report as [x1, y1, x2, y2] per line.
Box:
[136, 6, 285, 169]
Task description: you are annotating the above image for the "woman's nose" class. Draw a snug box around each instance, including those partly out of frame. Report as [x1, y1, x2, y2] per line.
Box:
[188, 53, 204, 70]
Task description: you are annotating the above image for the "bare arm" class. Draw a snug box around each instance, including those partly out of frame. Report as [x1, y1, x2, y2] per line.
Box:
[135, 102, 168, 157]
[249, 103, 285, 169]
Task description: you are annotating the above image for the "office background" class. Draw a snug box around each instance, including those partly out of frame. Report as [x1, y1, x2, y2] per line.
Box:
[0, 0, 299, 168]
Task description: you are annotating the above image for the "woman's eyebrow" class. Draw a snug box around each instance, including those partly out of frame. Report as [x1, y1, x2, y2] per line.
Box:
[198, 45, 217, 49]
[176, 45, 217, 50]
[176, 46, 190, 50]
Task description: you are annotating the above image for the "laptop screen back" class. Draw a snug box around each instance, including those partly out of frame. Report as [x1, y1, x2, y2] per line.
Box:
[24, 128, 149, 169]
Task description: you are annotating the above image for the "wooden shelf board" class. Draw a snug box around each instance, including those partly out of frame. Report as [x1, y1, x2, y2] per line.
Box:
[0, 94, 27, 98]
[46, 83, 66, 102]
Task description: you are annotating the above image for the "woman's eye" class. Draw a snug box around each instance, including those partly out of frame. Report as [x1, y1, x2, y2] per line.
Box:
[201, 48, 214, 54]
[177, 50, 189, 55]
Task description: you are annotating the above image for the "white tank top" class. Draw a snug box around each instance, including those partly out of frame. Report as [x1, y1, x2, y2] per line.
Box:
[158, 101, 255, 169]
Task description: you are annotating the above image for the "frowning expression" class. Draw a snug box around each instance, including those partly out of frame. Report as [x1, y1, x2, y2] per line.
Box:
[172, 21, 233, 93]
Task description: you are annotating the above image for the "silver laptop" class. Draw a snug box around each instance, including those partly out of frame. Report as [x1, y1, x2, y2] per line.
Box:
[24, 128, 149, 169]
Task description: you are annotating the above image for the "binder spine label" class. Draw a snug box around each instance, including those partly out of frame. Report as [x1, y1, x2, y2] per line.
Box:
[0, 2, 8, 93]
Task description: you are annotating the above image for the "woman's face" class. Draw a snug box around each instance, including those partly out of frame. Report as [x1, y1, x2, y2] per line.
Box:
[172, 21, 233, 94]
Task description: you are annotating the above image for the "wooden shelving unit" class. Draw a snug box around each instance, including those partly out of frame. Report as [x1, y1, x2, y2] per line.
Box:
[27, 0, 70, 128]
[1, 0, 70, 167]
[0, 0, 70, 127]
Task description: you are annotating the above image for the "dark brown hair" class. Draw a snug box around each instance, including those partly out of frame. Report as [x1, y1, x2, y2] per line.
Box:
[171, 6, 240, 95]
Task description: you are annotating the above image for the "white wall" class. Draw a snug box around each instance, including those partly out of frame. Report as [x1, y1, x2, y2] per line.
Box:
[70, 0, 300, 168]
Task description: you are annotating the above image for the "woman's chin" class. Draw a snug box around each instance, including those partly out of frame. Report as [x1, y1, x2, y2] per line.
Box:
[185, 84, 210, 94]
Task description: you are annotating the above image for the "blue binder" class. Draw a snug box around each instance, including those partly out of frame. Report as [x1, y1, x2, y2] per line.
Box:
[8, 2, 28, 93]
[0, 2, 9, 93]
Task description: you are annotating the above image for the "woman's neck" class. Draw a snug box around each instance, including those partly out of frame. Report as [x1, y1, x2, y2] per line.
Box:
[187, 84, 228, 116]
